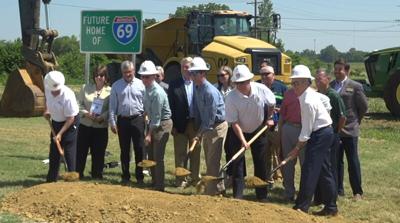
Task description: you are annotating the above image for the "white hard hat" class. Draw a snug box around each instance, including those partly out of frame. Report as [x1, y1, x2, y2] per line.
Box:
[138, 60, 158, 75]
[44, 71, 65, 91]
[232, 64, 254, 82]
[188, 57, 210, 71]
[290, 65, 315, 80]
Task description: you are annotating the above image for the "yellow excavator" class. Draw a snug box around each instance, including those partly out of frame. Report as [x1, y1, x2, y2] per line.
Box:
[0, 0, 58, 117]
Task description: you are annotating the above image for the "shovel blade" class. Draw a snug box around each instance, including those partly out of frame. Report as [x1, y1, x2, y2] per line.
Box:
[175, 167, 191, 177]
[138, 160, 156, 168]
[245, 176, 268, 188]
[61, 172, 80, 182]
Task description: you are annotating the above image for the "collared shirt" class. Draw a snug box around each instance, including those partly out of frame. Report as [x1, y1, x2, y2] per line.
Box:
[280, 88, 301, 124]
[194, 80, 225, 134]
[78, 84, 111, 128]
[45, 85, 79, 122]
[226, 82, 276, 133]
[323, 87, 347, 133]
[333, 76, 348, 92]
[144, 82, 171, 130]
[183, 76, 195, 118]
[298, 87, 332, 142]
[213, 82, 233, 98]
[109, 77, 145, 127]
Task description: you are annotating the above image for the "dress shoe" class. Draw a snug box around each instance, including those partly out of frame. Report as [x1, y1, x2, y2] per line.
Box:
[312, 208, 338, 217]
[338, 190, 345, 196]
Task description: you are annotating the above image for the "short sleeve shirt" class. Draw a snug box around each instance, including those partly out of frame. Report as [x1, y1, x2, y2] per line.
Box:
[45, 85, 79, 122]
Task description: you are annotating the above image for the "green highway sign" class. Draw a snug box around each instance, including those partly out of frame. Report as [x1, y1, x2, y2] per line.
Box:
[80, 10, 142, 54]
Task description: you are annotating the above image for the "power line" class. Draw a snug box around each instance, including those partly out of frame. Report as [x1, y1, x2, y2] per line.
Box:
[281, 17, 399, 23]
[281, 28, 400, 33]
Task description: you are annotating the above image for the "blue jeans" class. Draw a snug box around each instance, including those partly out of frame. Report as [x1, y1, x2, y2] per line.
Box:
[337, 136, 363, 195]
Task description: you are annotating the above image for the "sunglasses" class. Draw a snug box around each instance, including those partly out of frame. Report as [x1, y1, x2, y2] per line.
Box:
[217, 73, 228, 77]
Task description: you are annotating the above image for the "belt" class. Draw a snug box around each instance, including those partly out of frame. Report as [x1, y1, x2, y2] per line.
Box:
[285, 121, 301, 128]
[118, 114, 142, 120]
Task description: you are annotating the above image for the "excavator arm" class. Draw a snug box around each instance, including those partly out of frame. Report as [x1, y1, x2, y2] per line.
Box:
[0, 0, 58, 116]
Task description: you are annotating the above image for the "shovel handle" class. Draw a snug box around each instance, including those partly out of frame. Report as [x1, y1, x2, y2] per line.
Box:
[222, 125, 269, 171]
[270, 154, 296, 176]
[47, 119, 65, 156]
[188, 138, 198, 153]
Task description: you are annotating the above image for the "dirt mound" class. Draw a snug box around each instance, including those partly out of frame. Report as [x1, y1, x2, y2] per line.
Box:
[1, 182, 344, 222]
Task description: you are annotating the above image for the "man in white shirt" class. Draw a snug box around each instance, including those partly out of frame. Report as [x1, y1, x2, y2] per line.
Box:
[288, 65, 338, 216]
[43, 71, 79, 182]
[225, 65, 276, 201]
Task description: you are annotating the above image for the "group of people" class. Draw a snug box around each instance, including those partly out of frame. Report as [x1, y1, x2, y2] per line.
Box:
[43, 56, 367, 216]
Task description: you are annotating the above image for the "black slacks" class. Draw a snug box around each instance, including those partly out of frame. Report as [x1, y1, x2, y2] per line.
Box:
[117, 115, 144, 182]
[76, 124, 108, 179]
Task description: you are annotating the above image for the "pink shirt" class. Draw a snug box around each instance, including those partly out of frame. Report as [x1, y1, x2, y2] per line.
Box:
[280, 88, 301, 124]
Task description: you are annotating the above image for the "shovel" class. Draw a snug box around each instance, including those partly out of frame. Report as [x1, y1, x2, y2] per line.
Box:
[138, 115, 157, 168]
[175, 138, 199, 177]
[200, 125, 269, 185]
[245, 153, 298, 188]
[46, 119, 79, 182]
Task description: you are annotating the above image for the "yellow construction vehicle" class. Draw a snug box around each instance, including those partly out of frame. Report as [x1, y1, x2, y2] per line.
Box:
[0, 0, 58, 117]
[140, 10, 291, 83]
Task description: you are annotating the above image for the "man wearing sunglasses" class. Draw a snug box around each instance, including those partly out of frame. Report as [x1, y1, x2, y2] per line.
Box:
[189, 57, 228, 196]
[288, 65, 338, 216]
[259, 65, 287, 186]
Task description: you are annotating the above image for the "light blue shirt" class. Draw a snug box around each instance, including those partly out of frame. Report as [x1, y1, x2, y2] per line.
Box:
[194, 80, 225, 135]
[144, 82, 171, 130]
[183, 77, 195, 118]
[109, 77, 145, 127]
[333, 76, 347, 93]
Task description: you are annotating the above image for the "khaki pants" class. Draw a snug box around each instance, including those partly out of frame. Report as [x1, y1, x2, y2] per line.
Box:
[148, 119, 172, 191]
[202, 121, 228, 195]
[266, 130, 282, 182]
[173, 120, 201, 186]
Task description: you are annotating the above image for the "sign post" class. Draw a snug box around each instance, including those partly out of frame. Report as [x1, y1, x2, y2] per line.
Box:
[80, 10, 143, 54]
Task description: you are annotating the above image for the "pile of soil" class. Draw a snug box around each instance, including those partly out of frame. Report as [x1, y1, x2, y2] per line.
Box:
[1, 182, 344, 222]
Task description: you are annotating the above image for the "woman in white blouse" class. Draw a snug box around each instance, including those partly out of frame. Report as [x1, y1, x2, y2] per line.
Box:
[214, 66, 234, 98]
[76, 65, 111, 179]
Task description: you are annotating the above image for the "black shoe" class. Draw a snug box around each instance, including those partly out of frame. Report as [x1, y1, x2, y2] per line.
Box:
[136, 179, 145, 186]
[292, 206, 308, 214]
[312, 208, 338, 216]
[338, 190, 345, 196]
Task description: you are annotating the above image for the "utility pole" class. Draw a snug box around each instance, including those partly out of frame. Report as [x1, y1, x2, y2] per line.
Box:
[247, 0, 262, 39]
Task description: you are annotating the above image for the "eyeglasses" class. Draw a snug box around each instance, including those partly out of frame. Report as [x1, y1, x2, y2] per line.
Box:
[260, 72, 272, 76]
[291, 80, 302, 86]
[141, 76, 152, 79]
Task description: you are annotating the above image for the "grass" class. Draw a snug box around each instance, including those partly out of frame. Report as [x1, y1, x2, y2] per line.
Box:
[0, 87, 399, 222]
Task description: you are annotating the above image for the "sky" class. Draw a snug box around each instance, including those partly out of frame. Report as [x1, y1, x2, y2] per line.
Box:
[1, 0, 399, 53]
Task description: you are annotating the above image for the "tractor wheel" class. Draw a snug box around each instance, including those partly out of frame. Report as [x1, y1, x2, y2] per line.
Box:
[164, 63, 181, 84]
[383, 70, 400, 116]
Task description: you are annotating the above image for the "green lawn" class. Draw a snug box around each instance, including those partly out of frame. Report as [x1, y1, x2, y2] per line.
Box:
[0, 89, 399, 222]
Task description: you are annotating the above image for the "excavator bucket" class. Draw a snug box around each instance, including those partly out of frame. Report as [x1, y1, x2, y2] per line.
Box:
[0, 67, 45, 117]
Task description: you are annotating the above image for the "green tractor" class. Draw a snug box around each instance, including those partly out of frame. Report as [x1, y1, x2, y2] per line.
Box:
[364, 47, 400, 116]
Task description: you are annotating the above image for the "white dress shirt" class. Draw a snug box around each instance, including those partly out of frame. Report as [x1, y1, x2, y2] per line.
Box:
[225, 82, 276, 133]
[298, 87, 332, 142]
[45, 85, 79, 122]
